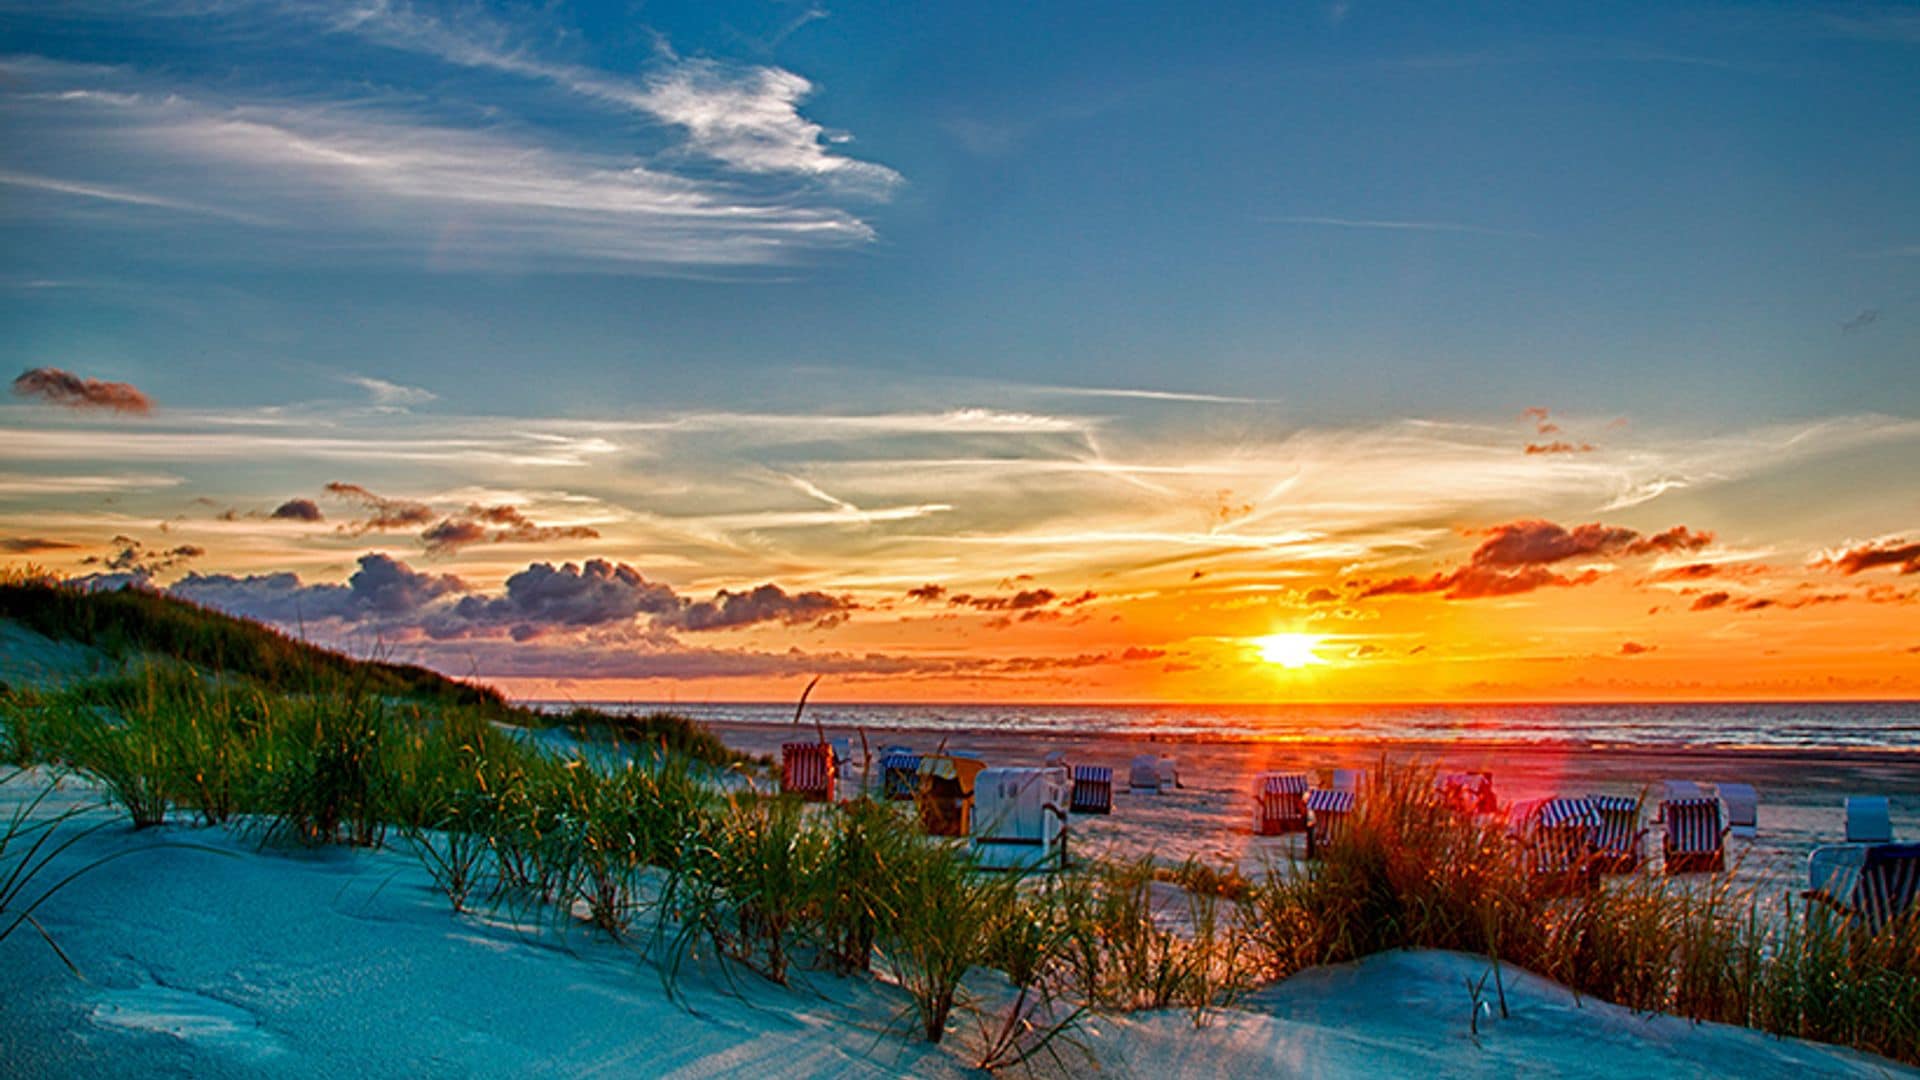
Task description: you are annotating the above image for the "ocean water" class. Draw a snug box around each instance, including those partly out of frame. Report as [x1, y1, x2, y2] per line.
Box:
[533, 700, 1920, 752]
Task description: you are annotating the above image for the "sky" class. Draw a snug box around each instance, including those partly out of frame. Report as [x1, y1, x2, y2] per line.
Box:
[2, 0, 1918, 704]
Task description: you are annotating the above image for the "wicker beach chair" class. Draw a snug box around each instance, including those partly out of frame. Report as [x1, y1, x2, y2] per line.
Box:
[879, 750, 922, 801]
[1662, 796, 1727, 873]
[781, 741, 836, 803]
[1129, 754, 1162, 793]
[970, 766, 1073, 871]
[1305, 787, 1357, 858]
[917, 754, 986, 836]
[1516, 797, 1601, 894]
[1070, 765, 1113, 815]
[1718, 782, 1758, 838]
[1806, 843, 1920, 932]
[1252, 772, 1310, 836]
[1587, 793, 1645, 873]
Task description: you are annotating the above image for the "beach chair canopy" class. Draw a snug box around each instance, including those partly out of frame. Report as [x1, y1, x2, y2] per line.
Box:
[1257, 772, 1310, 796]
[1070, 765, 1113, 814]
[919, 754, 987, 796]
[1536, 796, 1599, 830]
[1662, 779, 1705, 802]
[1846, 796, 1894, 844]
[1307, 788, 1356, 814]
[780, 742, 836, 800]
[974, 768, 1070, 839]
[1718, 782, 1758, 831]
[1587, 794, 1643, 855]
[1044, 749, 1069, 768]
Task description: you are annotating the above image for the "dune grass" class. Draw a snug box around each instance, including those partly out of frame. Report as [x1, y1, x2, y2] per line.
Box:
[1, 612, 1914, 1067]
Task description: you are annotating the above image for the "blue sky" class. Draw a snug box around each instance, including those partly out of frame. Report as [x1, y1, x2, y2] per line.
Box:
[3, 2, 1918, 699]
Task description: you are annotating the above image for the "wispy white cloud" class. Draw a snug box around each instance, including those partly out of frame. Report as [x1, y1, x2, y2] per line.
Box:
[0, 168, 268, 223]
[343, 373, 437, 408]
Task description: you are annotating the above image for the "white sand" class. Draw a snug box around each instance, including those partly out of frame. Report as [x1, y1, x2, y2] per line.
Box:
[3, 771, 1913, 1079]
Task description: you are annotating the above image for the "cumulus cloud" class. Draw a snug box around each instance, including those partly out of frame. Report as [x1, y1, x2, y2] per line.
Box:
[905, 583, 947, 602]
[1353, 517, 1708, 600]
[673, 584, 855, 632]
[82, 535, 203, 576]
[419, 504, 599, 554]
[1816, 537, 1920, 576]
[270, 498, 324, 522]
[434, 559, 682, 641]
[324, 482, 435, 533]
[11, 367, 152, 414]
[172, 553, 466, 624]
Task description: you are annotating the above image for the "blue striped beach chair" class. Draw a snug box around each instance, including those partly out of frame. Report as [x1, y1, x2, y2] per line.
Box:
[1253, 772, 1310, 836]
[879, 751, 922, 801]
[1586, 794, 1645, 874]
[1662, 796, 1727, 874]
[1519, 797, 1601, 893]
[1305, 787, 1357, 858]
[1807, 843, 1920, 932]
[1070, 765, 1113, 815]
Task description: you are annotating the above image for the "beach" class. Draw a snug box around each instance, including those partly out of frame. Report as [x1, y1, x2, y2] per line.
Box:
[707, 719, 1920, 894]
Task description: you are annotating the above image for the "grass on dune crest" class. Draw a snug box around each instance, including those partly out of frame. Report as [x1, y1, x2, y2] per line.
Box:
[1, 631, 1915, 1065]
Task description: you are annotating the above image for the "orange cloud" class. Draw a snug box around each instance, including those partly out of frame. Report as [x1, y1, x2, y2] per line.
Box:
[11, 367, 152, 414]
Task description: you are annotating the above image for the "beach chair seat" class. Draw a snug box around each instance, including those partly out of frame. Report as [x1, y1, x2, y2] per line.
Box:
[1846, 796, 1893, 843]
[1718, 782, 1758, 838]
[1662, 796, 1727, 874]
[879, 751, 922, 801]
[1129, 754, 1162, 793]
[917, 755, 986, 836]
[1252, 772, 1310, 836]
[1305, 787, 1357, 858]
[1070, 765, 1113, 815]
[1586, 793, 1644, 874]
[970, 767, 1072, 871]
[1518, 797, 1601, 894]
[781, 742, 836, 803]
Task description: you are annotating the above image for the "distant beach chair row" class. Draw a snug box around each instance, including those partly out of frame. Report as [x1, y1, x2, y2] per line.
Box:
[1247, 769, 1364, 858]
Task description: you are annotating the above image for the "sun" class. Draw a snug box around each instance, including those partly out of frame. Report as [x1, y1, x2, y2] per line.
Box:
[1255, 633, 1326, 669]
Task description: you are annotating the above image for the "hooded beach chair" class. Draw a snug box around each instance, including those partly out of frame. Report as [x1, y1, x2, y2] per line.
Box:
[970, 766, 1073, 871]
[1516, 797, 1601, 893]
[1252, 772, 1310, 836]
[781, 741, 836, 803]
[1718, 782, 1758, 839]
[1806, 843, 1920, 933]
[879, 750, 922, 801]
[1129, 754, 1162, 793]
[1662, 796, 1727, 874]
[1305, 787, 1357, 858]
[1846, 796, 1893, 843]
[917, 754, 987, 836]
[1070, 764, 1113, 815]
[1155, 755, 1179, 791]
[1587, 794, 1645, 873]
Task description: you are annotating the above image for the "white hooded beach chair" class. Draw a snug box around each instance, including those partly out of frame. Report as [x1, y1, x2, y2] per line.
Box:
[970, 766, 1072, 871]
[1662, 796, 1727, 874]
[1129, 754, 1162, 793]
[1587, 794, 1645, 873]
[1305, 787, 1357, 858]
[1718, 782, 1758, 838]
[1252, 772, 1310, 836]
[1846, 796, 1893, 844]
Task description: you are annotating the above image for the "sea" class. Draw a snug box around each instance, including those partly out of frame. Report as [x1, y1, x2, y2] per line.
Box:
[529, 700, 1920, 753]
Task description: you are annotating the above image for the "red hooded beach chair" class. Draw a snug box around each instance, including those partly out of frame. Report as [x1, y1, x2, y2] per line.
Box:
[1252, 772, 1309, 836]
[781, 741, 836, 803]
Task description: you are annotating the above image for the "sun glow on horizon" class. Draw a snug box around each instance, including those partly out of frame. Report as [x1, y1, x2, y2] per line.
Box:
[1254, 633, 1327, 669]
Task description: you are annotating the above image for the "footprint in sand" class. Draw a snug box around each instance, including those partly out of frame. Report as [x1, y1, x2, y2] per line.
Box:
[90, 984, 285, 1061]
